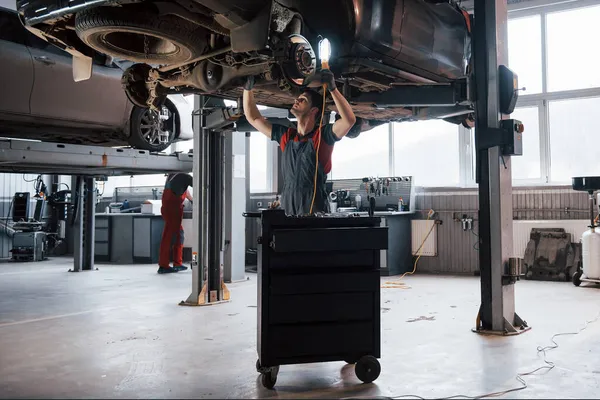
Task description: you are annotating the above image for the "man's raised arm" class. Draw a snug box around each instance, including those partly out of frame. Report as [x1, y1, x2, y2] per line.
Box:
[242, 76, 273, 138]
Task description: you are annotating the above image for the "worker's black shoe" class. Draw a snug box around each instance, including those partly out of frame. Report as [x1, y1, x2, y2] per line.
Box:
[173, 265, 188, 272]
[157, 266, 178, 274]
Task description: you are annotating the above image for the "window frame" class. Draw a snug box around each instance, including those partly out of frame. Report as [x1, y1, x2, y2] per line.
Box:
[460, 0, 600, 188]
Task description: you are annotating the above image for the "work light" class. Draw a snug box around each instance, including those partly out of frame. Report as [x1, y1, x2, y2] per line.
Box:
[319, 38, 331, 70]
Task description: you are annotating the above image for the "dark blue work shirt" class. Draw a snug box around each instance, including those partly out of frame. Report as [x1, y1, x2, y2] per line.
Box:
[165, 173, 193, 196]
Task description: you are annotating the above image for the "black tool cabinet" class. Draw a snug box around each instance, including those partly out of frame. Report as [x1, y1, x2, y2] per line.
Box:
[252, 210, 388, 389]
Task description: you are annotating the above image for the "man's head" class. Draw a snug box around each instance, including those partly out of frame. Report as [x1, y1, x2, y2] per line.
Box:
[290, 89, 323, 121]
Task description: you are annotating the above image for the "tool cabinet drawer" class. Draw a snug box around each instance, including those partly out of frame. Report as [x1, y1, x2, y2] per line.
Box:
[269, 250, 377, 269]
[267, 321, 375, 359]
[269, 292, 375, 324]
[269, 270, 380, 295]
[271, 227, 388, 252]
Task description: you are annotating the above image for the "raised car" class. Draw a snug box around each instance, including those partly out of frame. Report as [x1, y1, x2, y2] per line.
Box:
[16, 0, 473, 133]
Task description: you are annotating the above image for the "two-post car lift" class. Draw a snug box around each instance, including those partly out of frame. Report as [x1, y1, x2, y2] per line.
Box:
[182, 0, 530, 389]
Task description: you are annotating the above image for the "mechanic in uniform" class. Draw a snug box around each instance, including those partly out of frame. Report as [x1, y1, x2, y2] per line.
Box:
[242, 70, 356, 215]
[158, 172, 193, 274]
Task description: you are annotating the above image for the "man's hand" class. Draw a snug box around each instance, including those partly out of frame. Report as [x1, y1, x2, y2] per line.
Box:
[303, 69, 337, 92]
[243, 82, 273, 137]
[320, 69, 336, 92]
[243, 75, 255, 91]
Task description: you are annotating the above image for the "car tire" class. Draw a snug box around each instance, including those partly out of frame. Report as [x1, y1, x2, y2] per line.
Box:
[128, 99, 178, 152]
[75, 6, 208, 65]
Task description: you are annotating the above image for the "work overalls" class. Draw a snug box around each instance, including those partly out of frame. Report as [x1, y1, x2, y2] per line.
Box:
[280, 127, 329, 215]
[159, 175, 186, 268]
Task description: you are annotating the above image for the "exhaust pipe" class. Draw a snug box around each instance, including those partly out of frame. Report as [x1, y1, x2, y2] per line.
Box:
[160, 60, 271, 93]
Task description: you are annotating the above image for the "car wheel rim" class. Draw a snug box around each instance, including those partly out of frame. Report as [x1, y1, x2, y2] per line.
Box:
[140, 107, 172, 147]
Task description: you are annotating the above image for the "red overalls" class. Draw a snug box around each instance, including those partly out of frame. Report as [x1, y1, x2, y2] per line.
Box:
[159, 188, 186, 268]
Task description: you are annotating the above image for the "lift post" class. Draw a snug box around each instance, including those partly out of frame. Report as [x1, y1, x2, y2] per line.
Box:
[184, 95, 207, 305]
[472, 0, 529, 335]
[182, 95, 232, 306]
[70, 176, 96, 272]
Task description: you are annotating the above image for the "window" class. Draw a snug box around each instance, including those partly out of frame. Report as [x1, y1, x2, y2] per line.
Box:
[130, 174, 168, 188]
[549, 96, 600, 183]
[508, 15, 543, 94]
[0, 8, 27, 45]
[249, 132, 270, 192]
[394, 120, 460, 187]
[547, 4, 600, 92]
[467, 107, 541, 184]
[510, 106, 541, 180]
[330, 123, 389, 180]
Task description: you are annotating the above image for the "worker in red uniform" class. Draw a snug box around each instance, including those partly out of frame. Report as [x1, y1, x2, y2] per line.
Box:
[158, 172, 193, 274]
[242, 70, 356, 215]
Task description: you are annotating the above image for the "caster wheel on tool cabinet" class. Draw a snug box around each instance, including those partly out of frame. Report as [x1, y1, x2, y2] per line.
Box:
[260, 366, 279, 389]
[573, 270, 583, 287]
[355, 355, 381, 384]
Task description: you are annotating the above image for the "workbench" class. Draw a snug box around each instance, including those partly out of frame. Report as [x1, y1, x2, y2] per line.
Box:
[333, 211, 415, 276]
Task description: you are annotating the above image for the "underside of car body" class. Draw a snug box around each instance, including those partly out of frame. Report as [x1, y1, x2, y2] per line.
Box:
[17, 0, 474, 133]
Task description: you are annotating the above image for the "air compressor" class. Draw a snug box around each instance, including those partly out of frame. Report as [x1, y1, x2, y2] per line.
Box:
[572, 176, 600, 286]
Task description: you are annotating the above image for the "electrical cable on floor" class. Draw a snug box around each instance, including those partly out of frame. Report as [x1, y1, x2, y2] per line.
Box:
[385, 310, 600, 400]
[382, 210, 435, 289]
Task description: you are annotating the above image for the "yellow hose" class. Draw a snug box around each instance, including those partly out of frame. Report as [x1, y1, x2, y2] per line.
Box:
[308, 87, 328, 215]
[397, 211, 434, 280]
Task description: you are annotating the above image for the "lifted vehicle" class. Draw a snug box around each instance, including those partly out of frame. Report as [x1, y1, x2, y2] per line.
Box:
[17, 0, 474, 135]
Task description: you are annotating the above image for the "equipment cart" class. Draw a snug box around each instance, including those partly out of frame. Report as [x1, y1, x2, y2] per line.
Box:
[248, 210, 388, 389]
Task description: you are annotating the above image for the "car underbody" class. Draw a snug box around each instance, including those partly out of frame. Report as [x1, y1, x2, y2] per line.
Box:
[17, 0, 474, 131]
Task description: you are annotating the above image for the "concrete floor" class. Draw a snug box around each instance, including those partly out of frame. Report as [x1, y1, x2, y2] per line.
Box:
[1, 258, 599, 399]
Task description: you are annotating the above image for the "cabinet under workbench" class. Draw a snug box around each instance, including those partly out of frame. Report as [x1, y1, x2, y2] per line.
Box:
[95, 214, 164, 264]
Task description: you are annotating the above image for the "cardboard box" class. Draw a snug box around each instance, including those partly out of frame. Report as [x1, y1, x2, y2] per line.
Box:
[141, 200, 162, 215]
